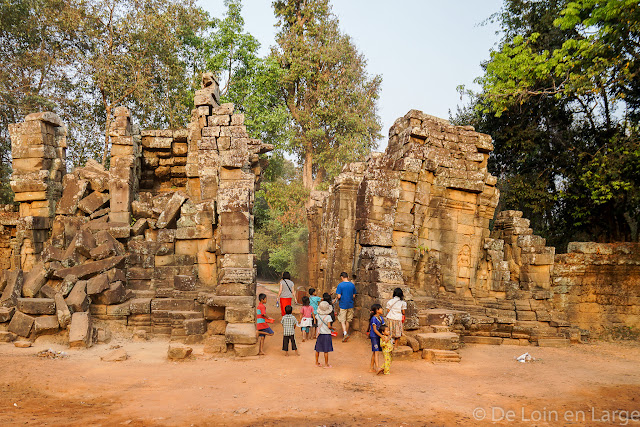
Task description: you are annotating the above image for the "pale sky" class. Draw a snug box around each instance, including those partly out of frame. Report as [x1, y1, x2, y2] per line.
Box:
[199, 0, 504, 149]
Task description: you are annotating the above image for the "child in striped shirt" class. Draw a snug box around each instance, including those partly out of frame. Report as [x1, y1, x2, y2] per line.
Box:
[281, 304, 300, 356]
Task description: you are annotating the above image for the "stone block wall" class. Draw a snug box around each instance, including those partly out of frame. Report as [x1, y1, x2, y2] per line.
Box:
[552, 242, 640, 335]
[307, 109, 640, 341]
[0, 74, 272, 354]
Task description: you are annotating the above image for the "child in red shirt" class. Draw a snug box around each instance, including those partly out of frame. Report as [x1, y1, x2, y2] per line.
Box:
[256, 293, 274, 355]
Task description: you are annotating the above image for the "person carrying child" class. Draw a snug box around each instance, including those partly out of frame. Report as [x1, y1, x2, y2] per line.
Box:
[299, 296, 314, 342]
[367, 303, 385, 373]
[281, 305, 300, 356]
[378, 324, 393, 375]
[256, 293, 274, 355]
[314, 301, 335, 368]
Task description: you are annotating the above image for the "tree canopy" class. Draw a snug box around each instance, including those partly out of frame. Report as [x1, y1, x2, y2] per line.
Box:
[271, 0, 382, 190]
[455, 0, 640, 247]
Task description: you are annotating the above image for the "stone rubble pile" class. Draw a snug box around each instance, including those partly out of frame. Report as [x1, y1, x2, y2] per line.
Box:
[0, 73, 272, 355]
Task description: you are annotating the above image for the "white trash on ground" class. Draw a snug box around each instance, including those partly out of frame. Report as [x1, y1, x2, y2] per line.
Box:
[516, 352, 535, 363]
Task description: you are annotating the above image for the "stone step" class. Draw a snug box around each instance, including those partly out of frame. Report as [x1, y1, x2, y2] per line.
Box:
[537, 337, 570, 348]
[422, 349, 461, 363]
[432, 325, 451, 333]
[413, 332, 460, 351]
[417, 308, 467, 327]
[462, 335, 503, 345]
[391, 345, 414, 359]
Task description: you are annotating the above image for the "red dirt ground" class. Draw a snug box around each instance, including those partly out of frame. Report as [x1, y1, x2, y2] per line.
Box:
[1, 285, 639, 426]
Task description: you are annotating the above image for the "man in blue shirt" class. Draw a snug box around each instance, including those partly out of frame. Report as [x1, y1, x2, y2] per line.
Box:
[335, 271, 356, 342]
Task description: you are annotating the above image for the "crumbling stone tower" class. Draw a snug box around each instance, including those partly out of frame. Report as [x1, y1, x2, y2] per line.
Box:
[0, 73, 272, 355]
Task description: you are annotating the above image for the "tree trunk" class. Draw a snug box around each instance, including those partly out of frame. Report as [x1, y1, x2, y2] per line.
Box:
[302, 145, 313, 190]
[102, 107, 111, 166]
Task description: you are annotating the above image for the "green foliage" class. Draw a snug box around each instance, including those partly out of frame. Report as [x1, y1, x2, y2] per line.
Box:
[253, 155, 309, 281]
[456, 0, 640, 247]
[271, 0, 382, 189]
[205, 0, 291, 148]
[82, 0, 210, 163]
[0, 0, 210, 175]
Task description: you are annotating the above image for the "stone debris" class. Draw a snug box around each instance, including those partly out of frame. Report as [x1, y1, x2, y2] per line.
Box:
[36, 348, 68, 359]
[0, 80, 636, 357]
[0, 73, 271, 355]
[167, 343, 192, 360]
[101, 348, 128, 362]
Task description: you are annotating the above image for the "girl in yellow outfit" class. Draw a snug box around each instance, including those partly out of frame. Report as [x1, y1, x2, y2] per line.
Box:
[378, 325, 393, 375]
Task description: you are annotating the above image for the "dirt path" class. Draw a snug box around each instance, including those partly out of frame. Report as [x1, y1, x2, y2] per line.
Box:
[0, 286, 639, 426]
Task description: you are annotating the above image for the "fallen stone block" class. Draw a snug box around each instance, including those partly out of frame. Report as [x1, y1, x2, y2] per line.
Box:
[156, 192, 186, 229]
[234, 343, 259, 357]
[55, 274, 77, 297]
[101, 348, 128, 362]
[69, 312, 92, 348]
[33, 315, 59, 335]
[17, 298, 56, 315]
[203, 335, 227, 354]
[131, 218, 148, 236]
[414, 332, 460, 351]
[78, 159, 110, 192]
[167, 343, 192, 360]
[56, 175, 88, 215]
[65, 280, 90, 312]
[90, 242, 117, 260]
[78, 191, 110, 214]
[54, 293, 71, 328]
[225, 323, 257, 345]
[0, 331, 17, 342]
[53, 256, 126, 280]
[8, 311, 35, 337]
[22, 263, 47, 297]
[1, 270, 24, 307]
[86, 273, 109, 295]
[0, 306, 16, 322]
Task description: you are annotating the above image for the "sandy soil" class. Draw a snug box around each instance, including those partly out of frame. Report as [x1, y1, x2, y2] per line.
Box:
[1, 285, 639, 426]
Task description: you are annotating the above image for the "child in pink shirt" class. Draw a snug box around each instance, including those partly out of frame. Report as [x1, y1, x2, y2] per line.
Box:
[300, 296, 314, 342]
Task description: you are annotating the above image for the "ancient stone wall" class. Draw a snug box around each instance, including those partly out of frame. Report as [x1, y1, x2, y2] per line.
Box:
[0, 74, 271, 355]
[552, 242, 640, 335]
[308, 109, 640, 345]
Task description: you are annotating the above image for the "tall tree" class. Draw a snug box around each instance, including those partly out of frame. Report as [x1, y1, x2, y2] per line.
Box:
[80, 0, 209, 164]
[271, 0, 382, 190]
[458, 0, 640, 246]
[0, 0, 89, 202]
[205, 0, 290, 148]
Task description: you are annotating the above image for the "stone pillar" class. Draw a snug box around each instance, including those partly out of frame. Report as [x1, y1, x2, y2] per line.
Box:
[8, 112, 66, 268]
[109, 107, 139, 224]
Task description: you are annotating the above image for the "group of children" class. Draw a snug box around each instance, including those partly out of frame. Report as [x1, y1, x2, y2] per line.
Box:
[256, 286, 407, 375]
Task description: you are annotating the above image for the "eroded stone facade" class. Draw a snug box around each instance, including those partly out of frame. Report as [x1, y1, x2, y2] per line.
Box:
[308, 110, 640, 348]
[0, 74, 272, 355]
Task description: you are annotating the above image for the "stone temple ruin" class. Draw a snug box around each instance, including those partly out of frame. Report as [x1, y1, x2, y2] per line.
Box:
[308, 110, 640, 361]
[0, 74, 271, 355]
[0, 78, 638, 360]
